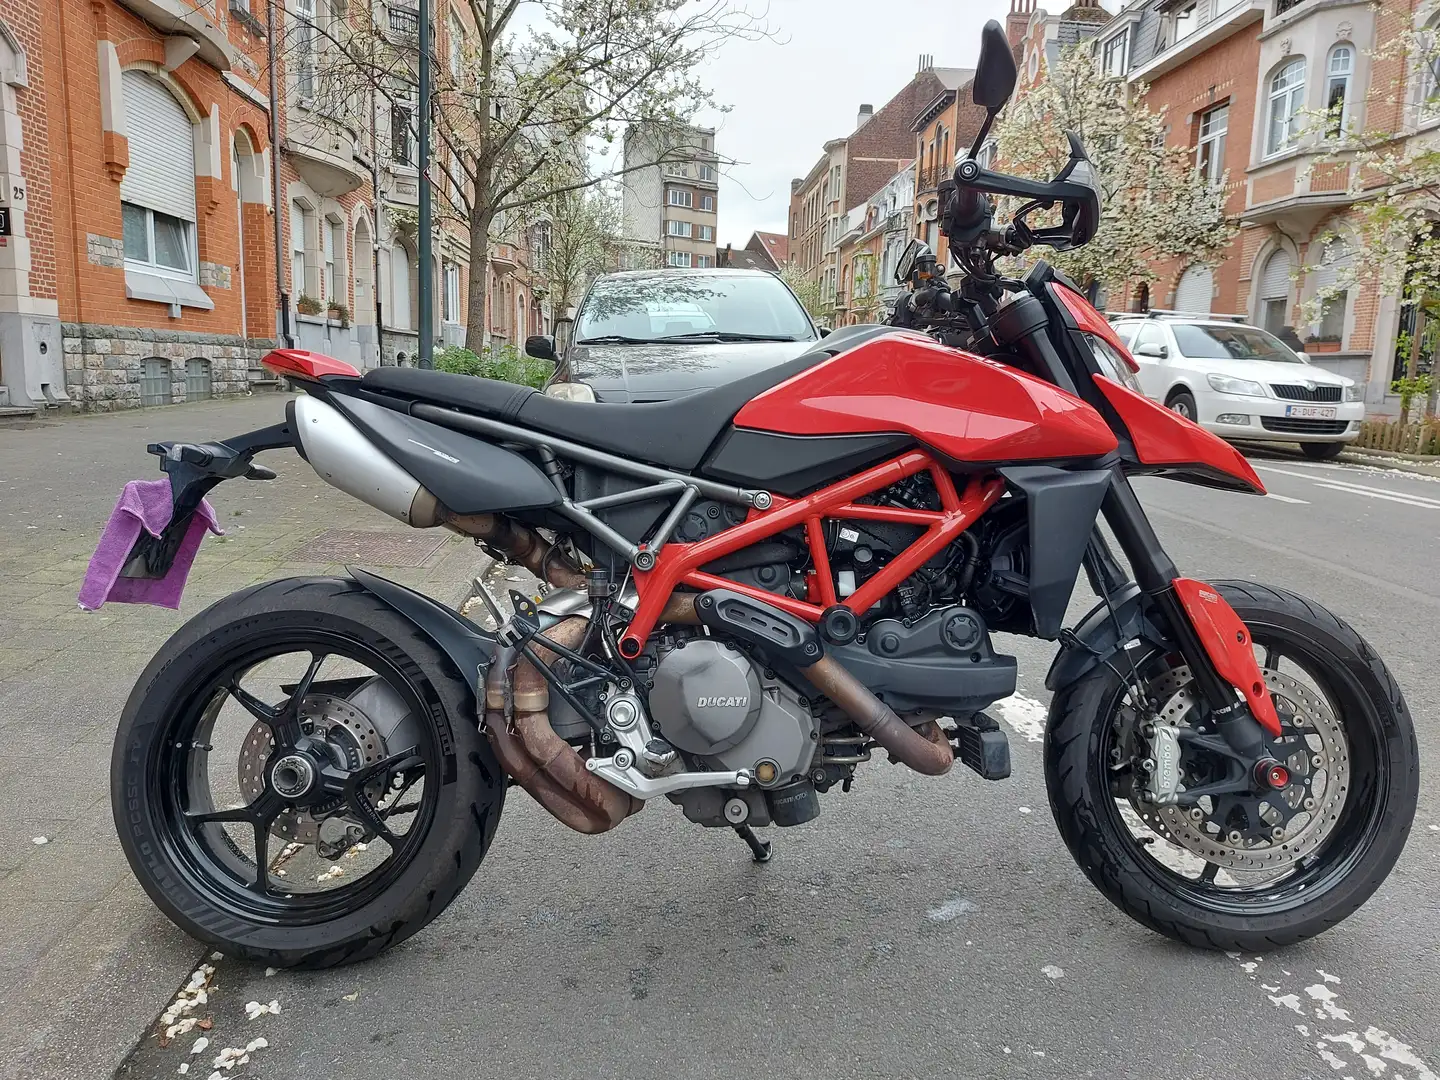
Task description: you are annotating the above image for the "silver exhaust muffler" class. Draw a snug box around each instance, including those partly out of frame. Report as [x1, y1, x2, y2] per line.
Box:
[291, 396, 440, 526]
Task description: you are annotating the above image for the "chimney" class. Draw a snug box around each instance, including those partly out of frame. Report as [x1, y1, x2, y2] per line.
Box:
[916, 53, 933, 73]
[856, 104, 874, 130]
[1007, 0, 1035, 50]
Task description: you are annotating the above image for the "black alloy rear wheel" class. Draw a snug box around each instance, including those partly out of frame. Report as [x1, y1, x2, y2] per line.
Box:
[112, 577, 505, 968]
[1045, 581, 1417, 950]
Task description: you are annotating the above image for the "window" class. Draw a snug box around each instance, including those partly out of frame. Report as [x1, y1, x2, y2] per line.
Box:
[665, 162, 690, 178]
[700, 194, 715, 212]
[1258, 249, 1294, 333]
[698, 163, 715, 181]
[1171, 3, 1197, 46]
[1196, 103, 1228, 186]
[1171, 323, 1306, 363]
[291, 201, 309, 296]
[390, 245, 412, 329]
[698, 224, 713, 242]
[1266, 59, 1306, 156]
[185, 358, 212, 401]
[1318, 292, 1347, 340]
[1174, 264, 1214, 314]
[975, 140, 997, 170]
[667, 188, 693, 208]
[119, 72, 197, 281]
[1420, 23, 1440, 118]
[1326, 45, 1353, 136]
[448, 10, 463, 78]
[695, 254, 714, 268]
[666, 251, 692, 267]
[575, 272, 815, 342]
[391, 98, 415, 165]
[1103, 30, 1129, 77]
[294, 0, 316, 97]
[140, 358, 171, 407]
[666, 220, 693, 238]
[323, 218, 339, 302]
[1133, 322, 1168, 357]
[444, 262, 460, 323]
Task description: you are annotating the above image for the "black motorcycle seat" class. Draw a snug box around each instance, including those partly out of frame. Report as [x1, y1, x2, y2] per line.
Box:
[360, 326, 895, 471]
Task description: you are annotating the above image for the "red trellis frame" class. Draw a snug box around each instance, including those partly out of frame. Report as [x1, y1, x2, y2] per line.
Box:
[619, 451, 1006, 657]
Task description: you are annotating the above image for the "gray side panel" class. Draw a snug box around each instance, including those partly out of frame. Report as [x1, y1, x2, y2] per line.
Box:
[332, 396, 560, 514]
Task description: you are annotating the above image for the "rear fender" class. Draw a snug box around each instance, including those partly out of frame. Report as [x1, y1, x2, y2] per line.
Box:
[1044, 583, 1169, 694]
[348, 567, 496, 695]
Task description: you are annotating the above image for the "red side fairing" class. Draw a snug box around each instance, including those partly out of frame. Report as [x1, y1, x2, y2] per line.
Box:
[1171, 578, 1282, 736]
[1093, 375, 1266, 495]
[733, 332, 1118, 463]
[262, 349, 360, 380]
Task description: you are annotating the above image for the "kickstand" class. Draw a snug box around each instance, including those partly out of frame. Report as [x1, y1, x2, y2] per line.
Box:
[733, 824, 772, 863]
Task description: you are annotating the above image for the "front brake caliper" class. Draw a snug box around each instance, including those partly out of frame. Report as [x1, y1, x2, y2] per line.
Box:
[1143, 724, 1183, 805]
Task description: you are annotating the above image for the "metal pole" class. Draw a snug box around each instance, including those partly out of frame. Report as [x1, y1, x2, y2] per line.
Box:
[368, 87, 385, 365]
[417, 0, 433, 367]
[265, 0, 293, 347]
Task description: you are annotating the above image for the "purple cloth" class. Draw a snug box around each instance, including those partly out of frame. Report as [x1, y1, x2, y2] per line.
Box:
[78, 479, 223, 611]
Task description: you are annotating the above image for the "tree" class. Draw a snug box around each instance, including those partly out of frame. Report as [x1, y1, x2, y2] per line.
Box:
[542, 184, 621, 317]
[1298, 27, 1440, 416]
[780, 265, 830, 322]
[302, 0, 768, 352]
[992, 45, 1234, 295]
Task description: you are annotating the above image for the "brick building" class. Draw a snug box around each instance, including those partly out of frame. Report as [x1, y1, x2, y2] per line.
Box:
[789, 64, 962, 313]
[1094, 0, 1420, 408]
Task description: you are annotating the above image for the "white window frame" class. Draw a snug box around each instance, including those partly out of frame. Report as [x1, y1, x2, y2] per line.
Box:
[291, 200, 309, 297]
[1103, 29, 1129, 77]
[1197, 102, 1228, 187]
[666, 219, 692, 238]
[294, 0, 317, 99]
[448, 10, 463, 78]
[323, 216, 339, 302]
[667, 250, 692, 268]
[700, 194, 715, 212]
[695, 254, 714, 268]
[1420, 23, 1440, 120]
[444, 262, 461, 323]
[666, 188, 693, 208]
[122, 201, 197, 281]
[1325, 44, 1353, 136]
[698, 163, 715, 181]
[697, 224, 713, 242]
[1170, 2, 1197, 47]
[1266, 59, 1306, 157]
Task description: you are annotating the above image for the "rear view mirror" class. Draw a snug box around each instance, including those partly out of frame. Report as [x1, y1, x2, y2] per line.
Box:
[973, 20, 1017, 111]
[524, 335, 557, 361]
[895, 239, 930, 283]
[1135, 342, 1167, 359]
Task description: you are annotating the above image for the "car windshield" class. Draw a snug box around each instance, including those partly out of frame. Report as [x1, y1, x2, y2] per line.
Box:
[576, 274, 814, 343]
[1171, 324, 1304, 363]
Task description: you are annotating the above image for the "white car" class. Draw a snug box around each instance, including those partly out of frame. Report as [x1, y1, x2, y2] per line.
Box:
[1110, 314, 1365, 460]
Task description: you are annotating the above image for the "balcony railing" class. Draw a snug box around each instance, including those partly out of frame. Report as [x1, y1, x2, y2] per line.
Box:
[916, 163, 948, 193]
[388, 5, 419, 36]
[1274, 0, 1304, 13]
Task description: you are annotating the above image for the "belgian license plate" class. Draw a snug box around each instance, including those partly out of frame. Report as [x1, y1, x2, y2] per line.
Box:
[1285, 405, 1337, 419]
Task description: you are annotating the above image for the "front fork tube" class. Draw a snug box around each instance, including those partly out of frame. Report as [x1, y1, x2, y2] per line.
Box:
[1099, 470, 1270, 759]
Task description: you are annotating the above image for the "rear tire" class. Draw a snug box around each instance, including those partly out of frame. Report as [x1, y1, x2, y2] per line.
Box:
[1166, 390, 1198, 422]
[1301, 441, 1346, 460]
[1045, 581, 1417, 950]
[112, 577, 505, 968]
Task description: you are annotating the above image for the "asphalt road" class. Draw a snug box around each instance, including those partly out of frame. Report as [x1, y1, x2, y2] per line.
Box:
[2, 401, 1436, 1080]
[116, 446, 1440, 1080]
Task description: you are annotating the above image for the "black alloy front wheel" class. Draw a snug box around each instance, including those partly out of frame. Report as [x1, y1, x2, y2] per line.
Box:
[1045, 581, 1417, 950]
[112, 577, 505, 968]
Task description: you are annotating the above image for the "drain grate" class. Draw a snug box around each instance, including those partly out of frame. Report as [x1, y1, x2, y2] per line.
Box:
[287, 529, 450, 567]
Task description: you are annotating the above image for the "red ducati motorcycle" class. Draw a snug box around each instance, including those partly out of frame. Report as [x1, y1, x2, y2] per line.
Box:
[112, 22, 1416, 967]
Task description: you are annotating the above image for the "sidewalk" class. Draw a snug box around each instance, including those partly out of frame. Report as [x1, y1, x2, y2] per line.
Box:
[0, 394, 486, 1080]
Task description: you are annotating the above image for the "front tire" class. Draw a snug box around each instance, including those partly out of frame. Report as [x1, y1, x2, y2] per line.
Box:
[1045, 581, 1417, 950]
[1166, 389, 1198, 422]
[1301, 441, 1346, 460]
[112, 577, 505, 968]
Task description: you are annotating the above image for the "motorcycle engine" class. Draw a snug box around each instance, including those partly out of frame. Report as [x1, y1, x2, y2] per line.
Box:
[648, 637, 817, 789]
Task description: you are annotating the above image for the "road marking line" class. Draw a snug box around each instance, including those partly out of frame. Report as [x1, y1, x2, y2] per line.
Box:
[992, 693, 1046, 743]
[1311, 482, 1440, 509]
[1264, 492, 1310, 504]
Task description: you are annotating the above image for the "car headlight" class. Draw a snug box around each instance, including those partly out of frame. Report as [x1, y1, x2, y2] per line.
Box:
[1207, 373, 1266, 397]
[544, 381, 597, 402]
[1344, 384, 1363, 403]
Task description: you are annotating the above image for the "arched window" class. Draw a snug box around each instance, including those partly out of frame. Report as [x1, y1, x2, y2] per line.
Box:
[1419, 19, 1440, 119]
[120, 71, 196, 279]
[1175, 264, 1213, 315]
[290, 200, 310, 297]
[1258, 249, 1294, 334]
[1326, 45, 1354, 136]
[1266, 59, 1306, 157]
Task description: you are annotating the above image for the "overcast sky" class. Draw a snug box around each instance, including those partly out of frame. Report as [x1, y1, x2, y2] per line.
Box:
[673, 0, 1120, 248]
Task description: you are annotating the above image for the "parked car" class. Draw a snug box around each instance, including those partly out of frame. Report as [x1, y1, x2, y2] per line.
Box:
[528, 268, 822, 402]
[1109, 312, 1364, 460]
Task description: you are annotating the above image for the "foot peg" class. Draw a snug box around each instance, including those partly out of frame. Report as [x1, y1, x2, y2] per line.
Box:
[733, 824, 772, 863]
[952, 713, 1011, 780]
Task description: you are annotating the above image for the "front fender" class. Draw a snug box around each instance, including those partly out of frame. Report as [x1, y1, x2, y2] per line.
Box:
[1044, 582, 1168, 694]
[348, 567, 496, 694]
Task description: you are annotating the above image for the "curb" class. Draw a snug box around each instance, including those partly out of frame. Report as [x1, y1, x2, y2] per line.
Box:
[1336, 448, 1440, 478]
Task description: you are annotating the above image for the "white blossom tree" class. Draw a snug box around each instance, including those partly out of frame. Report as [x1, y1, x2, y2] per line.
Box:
[541, 183, 622, 318]
[992, 45, 1234, 296]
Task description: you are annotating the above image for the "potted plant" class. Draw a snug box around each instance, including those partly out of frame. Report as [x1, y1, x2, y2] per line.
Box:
[296, 294, 323, 316]
[1305, 334, 1342, 354]
[326, 301, 351, 328]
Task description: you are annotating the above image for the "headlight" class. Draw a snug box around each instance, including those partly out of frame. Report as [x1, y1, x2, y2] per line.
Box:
[1087, 335, 1143, 394]
[544, 381, 597, 402]
[1344, 384, 1363, 403]
[1207, 374, 1266, 397]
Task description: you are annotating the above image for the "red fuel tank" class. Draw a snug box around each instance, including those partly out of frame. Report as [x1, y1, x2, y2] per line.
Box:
[733, 332, 1118, 462]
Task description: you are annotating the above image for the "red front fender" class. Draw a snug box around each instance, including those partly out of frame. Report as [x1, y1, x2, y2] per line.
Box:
[1093, 375, 1266, 495]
